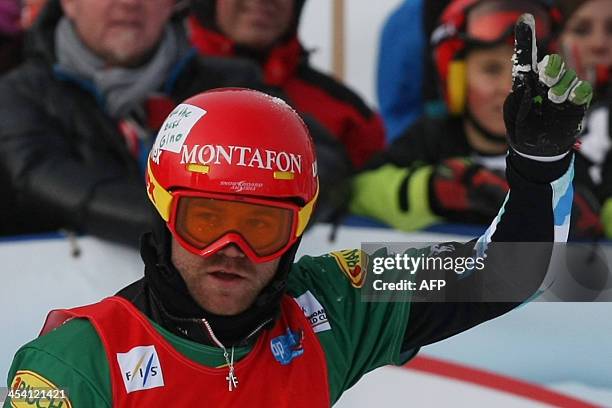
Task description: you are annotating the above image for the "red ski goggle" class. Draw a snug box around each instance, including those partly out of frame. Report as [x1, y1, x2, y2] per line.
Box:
[465, 0, 552, 44]
[169, 191, 302, 262]
[146, 164, 317, 263]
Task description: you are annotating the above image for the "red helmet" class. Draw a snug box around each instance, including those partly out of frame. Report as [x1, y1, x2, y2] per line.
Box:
[432, 0, 561, 114]
[146, 88, 319, 262]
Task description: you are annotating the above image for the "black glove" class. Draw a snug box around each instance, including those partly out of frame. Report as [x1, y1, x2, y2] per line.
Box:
[429, 158, 509, 223]
[503, 14, 593, 158]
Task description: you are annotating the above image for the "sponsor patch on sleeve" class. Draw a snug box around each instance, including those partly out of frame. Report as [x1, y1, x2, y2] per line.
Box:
[9, 370, 72, 408]
[294, 290, 331, 333]
[330, 249, 368, 288]
[116, 345, 165, 393]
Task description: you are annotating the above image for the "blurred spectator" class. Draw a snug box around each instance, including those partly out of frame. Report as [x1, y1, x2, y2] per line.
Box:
[557, 0, 611, 99]
[187, 0, 385, 169]
[376, 0, 450, 142]
[351, 0, 603, 240]
[555, 0, 612, 237]
[0, 0, 23, 73]
[0, 0, 273, 246]
[376, 0, 425, 142]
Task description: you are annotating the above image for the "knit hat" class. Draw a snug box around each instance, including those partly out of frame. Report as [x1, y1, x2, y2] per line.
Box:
[0, 0, 21, 36]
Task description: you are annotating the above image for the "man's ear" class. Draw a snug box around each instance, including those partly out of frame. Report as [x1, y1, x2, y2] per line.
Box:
[60, 0, 77, 20]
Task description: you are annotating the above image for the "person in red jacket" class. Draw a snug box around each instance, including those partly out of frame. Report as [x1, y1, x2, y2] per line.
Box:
[187, 0, 386, 168]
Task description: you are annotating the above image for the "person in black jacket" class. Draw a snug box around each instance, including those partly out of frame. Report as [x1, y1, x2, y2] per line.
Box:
[351, 0, 603, 240]
[0, 0, 350, 246]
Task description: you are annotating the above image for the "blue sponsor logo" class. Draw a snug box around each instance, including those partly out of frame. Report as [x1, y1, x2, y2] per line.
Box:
[270, 328, 304, 365]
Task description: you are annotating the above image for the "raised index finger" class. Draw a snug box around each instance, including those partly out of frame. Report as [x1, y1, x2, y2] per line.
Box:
[512, 13, 538, 87]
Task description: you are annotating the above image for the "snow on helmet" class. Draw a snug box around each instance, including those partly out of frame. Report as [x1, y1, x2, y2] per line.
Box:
[431, 0, 560, 114]
[146, 88, 318, 262]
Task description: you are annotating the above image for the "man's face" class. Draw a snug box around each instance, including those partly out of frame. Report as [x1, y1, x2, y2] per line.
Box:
[60, 0, 174, 67]
[216, 0, 294, 50]
[171, 238, 280, 316]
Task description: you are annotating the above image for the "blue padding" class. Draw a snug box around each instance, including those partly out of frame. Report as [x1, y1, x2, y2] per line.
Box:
[0, 232, 65, 243]
[342, 215, 391, 229]
[342, 215, 488, 237]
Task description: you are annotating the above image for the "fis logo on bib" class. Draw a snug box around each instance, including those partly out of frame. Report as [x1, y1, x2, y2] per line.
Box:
[270, 328, 304, 365]
[116, 345, 164, 393]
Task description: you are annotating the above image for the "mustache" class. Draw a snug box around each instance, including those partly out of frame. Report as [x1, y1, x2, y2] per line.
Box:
[205, 253, 254, 274]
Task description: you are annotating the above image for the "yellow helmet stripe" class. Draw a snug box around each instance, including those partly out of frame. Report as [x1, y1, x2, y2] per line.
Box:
[296, 183, 319, 237]
[147, 163, 173, 222]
